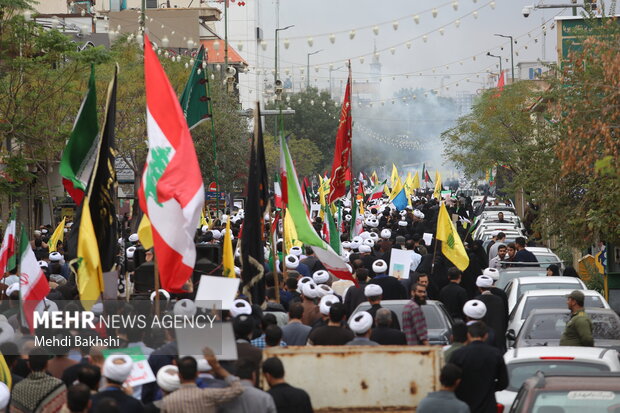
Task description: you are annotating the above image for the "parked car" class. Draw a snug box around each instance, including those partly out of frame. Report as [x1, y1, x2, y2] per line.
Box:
[508, 371, 620, 412]
[497, 346, 620, 412]
[510, 308, 620, 351]
[506, 289, 610, 337]
[496, 267, 549, 290]
[352, 300, 453, 345]
[504, 276, 586, 313]
[525, 246, 565, 270]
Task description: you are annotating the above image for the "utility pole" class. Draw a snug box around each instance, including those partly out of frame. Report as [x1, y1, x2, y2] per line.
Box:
[495, 34, 515, 83]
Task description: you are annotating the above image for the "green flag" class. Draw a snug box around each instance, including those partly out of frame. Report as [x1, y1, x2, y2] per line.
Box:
[325, 204, 341, 255]
[180, 46, 210, 130]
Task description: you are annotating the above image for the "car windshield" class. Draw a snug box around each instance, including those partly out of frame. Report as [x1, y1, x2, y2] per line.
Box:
[517, 283, 579, 298]
[532, 390, 620, 412]
[497, 270, 547, 289]
[507, 361, 609, 392]
[535, 254, 561, 264]
[421, 305, 442, 329]
[522, 313, 620, 341]
[521, 296, 605, 320]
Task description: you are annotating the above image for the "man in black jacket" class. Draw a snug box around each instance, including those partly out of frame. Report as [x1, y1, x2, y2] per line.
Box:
[439, 267, 468, 321]
[475, 275, 508, 353]
[264, 357, 313, 413]
[370, 308, 406, 345]
[450, 322, 508, 413]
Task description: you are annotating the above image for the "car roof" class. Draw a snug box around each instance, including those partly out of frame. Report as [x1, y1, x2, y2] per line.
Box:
[500, 268, 547, 274]
[505, 346, 619, 362]
[520, 289, 602, 297]
[514, 276, 583, 285]
[528, 308, 617, 316]
[525, 372, 620, 390]
[526, 247, 554, 253]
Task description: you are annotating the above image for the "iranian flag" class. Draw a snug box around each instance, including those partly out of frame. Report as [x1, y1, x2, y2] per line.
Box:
[0, 211, 16, 276]
[138, 35, 204, 293]
[59, 66, 99, 206]
[19, 226, 50, 333]
[274, 173, 283, 209]
[368, 179, 387, 201]
[280, 134, 357, 286]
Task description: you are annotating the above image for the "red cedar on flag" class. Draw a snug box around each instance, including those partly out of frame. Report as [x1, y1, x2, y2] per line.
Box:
[328, 65, 353, 204]
[138, 35, 205, 293]
[19, 226, 50, 333]
[0, 210, 16, 276]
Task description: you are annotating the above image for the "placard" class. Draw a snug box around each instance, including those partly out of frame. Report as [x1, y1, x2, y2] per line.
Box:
[388, 248, 413, 280]
[176, 322, 238, 361]
[195, 275, 240, 310]
[422, 233, 433, 247]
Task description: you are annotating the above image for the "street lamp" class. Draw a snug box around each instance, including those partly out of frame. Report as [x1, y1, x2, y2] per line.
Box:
[495, 34, 515, 83]
[329, 65, 344, 99]
[487, 52, 503, 81]
[307, 50, 322, 88]
[274, 25, 294, 88]
[274, 25, 294, 142]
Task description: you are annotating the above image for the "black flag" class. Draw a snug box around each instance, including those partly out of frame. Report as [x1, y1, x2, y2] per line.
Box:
[241, 103, 270, 303]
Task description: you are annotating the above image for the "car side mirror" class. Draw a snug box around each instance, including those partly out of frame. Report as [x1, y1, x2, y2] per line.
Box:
[506, 329, 516, 341]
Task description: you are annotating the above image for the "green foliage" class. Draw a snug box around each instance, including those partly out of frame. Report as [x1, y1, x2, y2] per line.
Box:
[263, 134, 322, 179]
[265, 87, 339, 170]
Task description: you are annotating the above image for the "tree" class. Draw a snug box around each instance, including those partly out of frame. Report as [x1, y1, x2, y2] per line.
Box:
[265, 87, 339, 170]
[263, 134, 322, 179]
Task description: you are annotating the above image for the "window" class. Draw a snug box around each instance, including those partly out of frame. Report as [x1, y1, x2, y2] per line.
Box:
[507, 362, 609, 392]
[532, 390, 620, 412]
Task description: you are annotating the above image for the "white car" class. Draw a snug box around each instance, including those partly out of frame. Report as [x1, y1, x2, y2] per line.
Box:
[496, 346, 620, 412]
[506, 289, 610, 337]
[504, 276, 587, 313]
[526, 246, 565, 270]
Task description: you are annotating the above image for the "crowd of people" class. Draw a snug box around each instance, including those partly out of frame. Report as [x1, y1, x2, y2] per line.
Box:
[0, 192, 589, 413]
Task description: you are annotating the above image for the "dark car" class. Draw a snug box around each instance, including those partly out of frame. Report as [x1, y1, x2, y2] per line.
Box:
[509, 371, 620, 412]
[510, 308, 620, 351]
[352, 299, 454, 345]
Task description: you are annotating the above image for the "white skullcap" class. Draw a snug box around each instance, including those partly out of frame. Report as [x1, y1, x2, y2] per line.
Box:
[301, 282, 319, 299]
[372, 259, 388, 274]
[313, 270, 330, 284]
[103, 355, 133, 383]
[1, 275, 18, 286]
[349, 311, 373, 334]
[285, 254, 299, 270]
[380, 229, 391, 239]
[289, 246, 303, 256]
[398, 220, 408, 227]
[352, 236, 363, 244]
[150, 289, 171, 303]
[0, 319, 14, 344]
[317, 284, 334, 298]
[463, 299, 487, 320]
[364, 284, 383, 297]
[156, 365, 180, 393]
[360, 232, 371, 240]
[174, 299, 196, 317]
[319, 294, 339, 315]
[0, 382, 9, 410]
[128, 233, 139, 243]
[201, 225, 209, 233]
[413, 210, 425, 219]
[211, 229, 222, 240]
[349, 241, 360, 250]
[49, 252, 62, 262]
[483, 267, 500, 281]
[5, 283, 20, 297]
[230, 299, 252, 318]
[369, 232, 379, 240]
[126, 246, 136, 259]
[197, 357, 212, 372]
[359, 244, 371, 253]
[91, 302, 104, 315]
[476, 275, 494, 288]
[363, 238, 375, 248]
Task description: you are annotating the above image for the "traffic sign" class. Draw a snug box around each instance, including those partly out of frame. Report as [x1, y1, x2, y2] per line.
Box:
[208, 182, 217, 192]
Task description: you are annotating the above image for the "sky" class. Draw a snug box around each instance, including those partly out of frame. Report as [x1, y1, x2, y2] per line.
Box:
[214, 0, 577, 102]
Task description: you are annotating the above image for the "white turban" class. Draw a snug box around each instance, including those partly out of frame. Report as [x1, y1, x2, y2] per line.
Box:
[173, 299, 196, 317]
[156, 365, 180, 393]
[483, 267, 500, 281]
[0, 382, 9, 410]
[316, 284, 334, 298]
[312, 270, 330, 284]
[301, 282, 319, 299]
[103, 355, 133, 383]
[349, 311, 373, 334]
[364, 284, 383, 297]
[128, 233, 139, 243]
[372, 259, 388, 274]
[358, 244, 371, 253]
[289, 246, 303, 256]
[285, 255, 299, 270]
[319, 294, 339, 315]
[463, 299, 487, 320]
[380, 229, 391, 239]
[230, 299, 252, 318]
[476, 275, 494, 288]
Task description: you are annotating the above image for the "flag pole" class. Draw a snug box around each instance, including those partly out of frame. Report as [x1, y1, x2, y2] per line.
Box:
[431, 201, 441, 275]
[271, 215, 280, 303]
[203, 51, 220, 213]
[153, 253, 160, 317]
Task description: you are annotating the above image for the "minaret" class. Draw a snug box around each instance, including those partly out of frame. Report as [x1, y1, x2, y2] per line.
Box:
[369, 41, 382, 84]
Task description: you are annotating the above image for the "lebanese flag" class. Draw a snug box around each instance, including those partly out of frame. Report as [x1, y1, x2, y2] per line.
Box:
[279, 138, 288, 207]
[138, 35, 204, 293]
[19, 226, 50, 333]
[328, 66, 353, 204]
[274, 174, 283, 209]
[280, 133, 357, 286]
[0, 211, 16, 276]
[368, 179, 387, 201]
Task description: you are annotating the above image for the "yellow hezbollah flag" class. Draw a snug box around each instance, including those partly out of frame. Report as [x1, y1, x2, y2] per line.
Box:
[199, 209, 208, 229]
[48, 217, 66, 252]
[390, 164, 399, 188]
[436, 203, 469, 271]
[412, 171, 420, 190]
[222, 217, 235, 278]
[389, 176, 404, 202]
[433, 170, 442, 200]
[76, 195, 104, 310]
[138, 214, 154, 250]
[284, 209, 303, 253]
[0, 353, 11, 389]
[404, 172, 414, 196]
[371, 170, 378, 185]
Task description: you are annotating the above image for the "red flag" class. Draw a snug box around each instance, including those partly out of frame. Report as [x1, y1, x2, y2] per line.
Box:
[328, 65, 352, 204]
[495, 70, 505, 96]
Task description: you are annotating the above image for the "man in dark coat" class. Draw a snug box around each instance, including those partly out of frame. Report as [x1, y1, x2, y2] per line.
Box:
[450, 322, 508, 413]
[439, 267, 469, 321]
[367, 259, 407, 300]
[370, 308, 407, 345]
[475, 275, 508, 353]
[343, 268, 369, 317]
